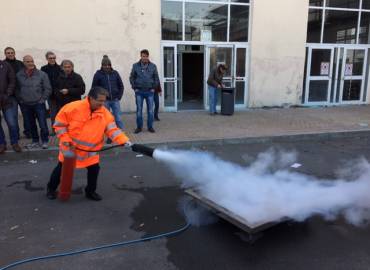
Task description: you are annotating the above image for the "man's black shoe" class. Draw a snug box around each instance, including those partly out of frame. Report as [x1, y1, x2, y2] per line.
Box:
[148, 127, 155, 133]
[134, 128, 142, 134]
[85, 191, 102, 201]
[46, 187, 57, 200]
[154, 117, 160, 121]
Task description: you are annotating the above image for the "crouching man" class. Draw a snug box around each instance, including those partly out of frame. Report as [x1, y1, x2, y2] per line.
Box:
[46, 87, 131, 201]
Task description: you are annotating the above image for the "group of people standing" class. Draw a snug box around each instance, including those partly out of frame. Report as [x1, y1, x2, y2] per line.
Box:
[0, 47, 161, 154]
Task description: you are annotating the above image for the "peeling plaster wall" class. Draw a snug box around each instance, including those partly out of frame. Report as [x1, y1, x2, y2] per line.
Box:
[0, 0, 161, 112]
[249, 0, 309, 108]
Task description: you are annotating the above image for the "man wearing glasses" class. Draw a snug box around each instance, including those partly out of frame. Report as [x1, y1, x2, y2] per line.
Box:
[41, 51, 62, 132]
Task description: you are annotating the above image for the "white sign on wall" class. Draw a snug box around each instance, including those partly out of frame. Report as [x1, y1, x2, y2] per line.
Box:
[344, 63, 353, 76]
[320, 62, 330, 75]
[201, 30, 212, 42]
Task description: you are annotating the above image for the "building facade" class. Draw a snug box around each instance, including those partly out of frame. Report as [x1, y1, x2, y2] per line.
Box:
[2, 0, 370, 112]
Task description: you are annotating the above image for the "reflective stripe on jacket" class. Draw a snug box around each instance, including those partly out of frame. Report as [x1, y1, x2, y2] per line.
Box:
[53, 98, 129, 168]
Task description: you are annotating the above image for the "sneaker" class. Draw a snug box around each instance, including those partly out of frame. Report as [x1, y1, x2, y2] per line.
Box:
[0, 144, 6, 154]
[85, 191, 102, 201]
[148, 127, 155, 133]
[11, 144, 22, 152]
[46, 186, 57, 200]
[154, 117, 160, 121]
[134, 128, 142, 134]
[26, 143, 40, 149]
[42, 143, 49, 149]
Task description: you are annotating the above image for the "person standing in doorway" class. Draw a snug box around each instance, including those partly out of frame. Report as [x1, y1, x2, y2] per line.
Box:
[207, 64, 227, 115]
[16, 55, 51, 149]
[129, 49, 159, 133]
[54, 60, 85, 111]
[3, 47, 29, 138]
[41, 51, 62, 134]
[92, 55, 124, 140]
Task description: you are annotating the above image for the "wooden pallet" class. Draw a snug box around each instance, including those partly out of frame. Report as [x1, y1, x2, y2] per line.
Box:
[185, 189, 284, 234]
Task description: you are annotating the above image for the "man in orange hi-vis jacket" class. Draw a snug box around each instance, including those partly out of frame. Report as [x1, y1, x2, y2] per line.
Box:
[46, 86, 131, 201]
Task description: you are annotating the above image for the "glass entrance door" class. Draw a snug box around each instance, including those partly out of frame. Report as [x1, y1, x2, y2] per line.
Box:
[339, 48, 367, 104]
[161, 44, 178, 112]
[304, 47, 334, 104]
[205, 45, 234, 109]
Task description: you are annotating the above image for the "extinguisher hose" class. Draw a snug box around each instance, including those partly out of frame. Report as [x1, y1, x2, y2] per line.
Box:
[0, 222, 190, 270]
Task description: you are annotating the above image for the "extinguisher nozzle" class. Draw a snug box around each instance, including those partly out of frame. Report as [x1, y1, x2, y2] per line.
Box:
[131, 144, 155, 158]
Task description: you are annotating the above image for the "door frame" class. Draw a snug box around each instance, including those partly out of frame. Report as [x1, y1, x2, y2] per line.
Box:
[161, 41, 249, 111]
[305, 43, 370, 106]
[204, 44, 234, 110]
[338, 46, 368, 105]
[304, 45, 334, 105]
[161, 42, 178, 112]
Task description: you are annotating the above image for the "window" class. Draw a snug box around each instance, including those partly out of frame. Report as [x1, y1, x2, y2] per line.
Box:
[307, 2, 370, 44]
[230, 5, 249, 41]
[161, 0, 250, 42]
[185, 3, 228, 41]
[162, 1, 183, 40]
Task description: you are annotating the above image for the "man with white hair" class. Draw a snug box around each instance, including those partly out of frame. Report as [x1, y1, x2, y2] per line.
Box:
[54, 59, 85, 112]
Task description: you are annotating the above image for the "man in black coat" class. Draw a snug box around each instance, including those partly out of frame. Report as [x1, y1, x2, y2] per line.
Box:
[54, 60, 85, 110]
[3, 46, 30, 138]
[0, 60, 21, 153]
[41, 51, 62, 132]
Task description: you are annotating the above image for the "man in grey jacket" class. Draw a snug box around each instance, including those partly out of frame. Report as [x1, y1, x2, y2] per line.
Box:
[16, 55, 52, 149]
[129, 49, 159, 134]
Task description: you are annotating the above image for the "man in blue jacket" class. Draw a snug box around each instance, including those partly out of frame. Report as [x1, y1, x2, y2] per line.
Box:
[129, 50, 159, 134]
[92, 55, 124, 132]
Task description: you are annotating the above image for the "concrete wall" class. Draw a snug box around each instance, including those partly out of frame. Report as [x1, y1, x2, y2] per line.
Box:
[0, 0, 161, 112]
[248, 0, 309, 108]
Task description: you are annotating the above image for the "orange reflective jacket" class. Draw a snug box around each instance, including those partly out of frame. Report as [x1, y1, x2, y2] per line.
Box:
[53, 98, 129, 168]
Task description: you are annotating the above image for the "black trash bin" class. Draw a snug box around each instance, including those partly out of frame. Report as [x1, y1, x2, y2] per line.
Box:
[221, 87, 234, 115]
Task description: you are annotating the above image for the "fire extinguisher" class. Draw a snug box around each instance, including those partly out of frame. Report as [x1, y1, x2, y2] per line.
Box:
[58, 147, 76, 201]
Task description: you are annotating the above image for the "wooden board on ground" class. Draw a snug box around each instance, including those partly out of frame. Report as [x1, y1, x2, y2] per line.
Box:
[185, 189, 285, 234]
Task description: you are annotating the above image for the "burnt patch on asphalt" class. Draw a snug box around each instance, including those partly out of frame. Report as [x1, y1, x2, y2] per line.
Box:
[6, 180, 44, 192]
[117, 186, 186, 235]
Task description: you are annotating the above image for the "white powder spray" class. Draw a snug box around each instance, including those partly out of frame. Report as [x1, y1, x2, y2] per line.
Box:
[153, 148, 370, 226]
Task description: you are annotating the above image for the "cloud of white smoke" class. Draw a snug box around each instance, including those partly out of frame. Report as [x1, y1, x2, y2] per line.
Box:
[153, 148, 370, 226]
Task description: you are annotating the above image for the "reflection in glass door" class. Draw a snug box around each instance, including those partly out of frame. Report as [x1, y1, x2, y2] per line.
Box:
[205, 45, 234, 109]
[339, 48, 367, 103]
[305, 47, 334, 104]
[162, 44, 178, 111]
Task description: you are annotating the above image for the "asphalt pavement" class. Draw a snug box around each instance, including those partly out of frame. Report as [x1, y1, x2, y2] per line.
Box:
[1, 134, 370, 269]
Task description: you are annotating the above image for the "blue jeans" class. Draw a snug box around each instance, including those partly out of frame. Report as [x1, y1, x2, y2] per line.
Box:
[135, 91, 154, 129]
[154, 92, 159, 119]
[105, 100, 124, 129]
[21, 103, 49, 143]
[0, 104, 19, 145]
[19, 103, 31, 137]
[208, 86, 218, 114]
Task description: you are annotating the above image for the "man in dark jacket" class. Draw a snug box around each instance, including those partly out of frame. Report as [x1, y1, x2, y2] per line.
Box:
[0, 60, 21, 153]
[92, 55, 124, 130]
[4, 46, 30, 138]
[129, 49, 159, 134]
[41, 51, 62, 131]
[54, 59, 85, 109]
[16, 55, 52, 149]
[207, 64, 226, 115]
